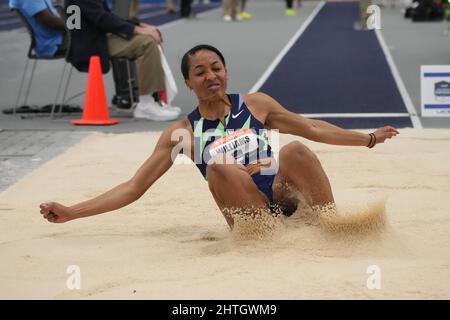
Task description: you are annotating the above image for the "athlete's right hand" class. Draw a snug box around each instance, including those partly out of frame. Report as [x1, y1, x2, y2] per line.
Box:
[39, 202, 74, 224]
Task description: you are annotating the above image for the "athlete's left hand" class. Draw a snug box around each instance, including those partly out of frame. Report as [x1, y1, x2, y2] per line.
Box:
[373, 126, 400, 145]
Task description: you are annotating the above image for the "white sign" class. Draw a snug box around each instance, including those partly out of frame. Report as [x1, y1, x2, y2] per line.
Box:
[421, 65, 450, 117]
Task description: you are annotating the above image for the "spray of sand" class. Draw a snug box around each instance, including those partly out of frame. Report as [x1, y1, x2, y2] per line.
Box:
[318, 199, 386, 234]
[222, 196, 387, 243]
[222, 206, 284, 241]
[203, 195, 408, 260]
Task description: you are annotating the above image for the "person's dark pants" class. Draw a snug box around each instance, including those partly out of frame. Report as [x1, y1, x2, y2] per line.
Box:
[286, 0, 293, 9]
[180, 0, 192, 17]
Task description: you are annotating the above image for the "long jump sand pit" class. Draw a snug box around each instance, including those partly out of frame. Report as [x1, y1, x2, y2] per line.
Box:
[0, 128, 449, 299]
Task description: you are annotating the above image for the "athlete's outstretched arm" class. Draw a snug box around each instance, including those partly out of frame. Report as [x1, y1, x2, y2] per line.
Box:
[249, 92, 399, 146]
[39, 121, 186, 223]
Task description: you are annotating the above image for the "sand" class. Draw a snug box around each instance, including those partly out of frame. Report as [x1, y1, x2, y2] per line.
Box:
[0, 128, 449, 299]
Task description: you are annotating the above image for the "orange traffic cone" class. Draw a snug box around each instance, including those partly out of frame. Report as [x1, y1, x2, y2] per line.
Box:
[72, 56, 120, 125]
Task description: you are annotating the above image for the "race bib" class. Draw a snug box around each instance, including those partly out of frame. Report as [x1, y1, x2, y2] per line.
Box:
[207, 129, 260, 163]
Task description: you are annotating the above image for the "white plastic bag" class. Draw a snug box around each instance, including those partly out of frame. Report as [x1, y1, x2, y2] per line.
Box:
[158, 45, 178, 105]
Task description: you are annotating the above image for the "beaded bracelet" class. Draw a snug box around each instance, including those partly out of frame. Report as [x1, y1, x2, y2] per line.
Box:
[367, 133, 376, 149]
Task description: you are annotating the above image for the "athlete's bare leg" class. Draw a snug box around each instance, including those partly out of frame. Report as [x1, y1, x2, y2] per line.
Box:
[207, 155, 269, 228]
[272, 141, 335, 213]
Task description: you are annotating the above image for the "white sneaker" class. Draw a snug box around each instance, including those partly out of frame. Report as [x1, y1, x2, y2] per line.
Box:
[133, 101, 179, 121]
[223, 15, 232, 22]
[161, 101, 182, 114]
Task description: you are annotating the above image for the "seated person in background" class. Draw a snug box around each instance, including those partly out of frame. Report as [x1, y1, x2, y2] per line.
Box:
[9, 0, 66, 58]
[66, 0, 181, 121]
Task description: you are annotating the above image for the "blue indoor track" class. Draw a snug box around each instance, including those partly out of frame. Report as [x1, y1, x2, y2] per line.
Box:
[259, 2, 413, 129]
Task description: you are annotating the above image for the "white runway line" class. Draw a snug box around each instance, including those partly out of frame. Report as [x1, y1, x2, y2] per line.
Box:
[300, 113, 410, 118]
[375, 29, 423, 129]
[249, 0, 326, 93]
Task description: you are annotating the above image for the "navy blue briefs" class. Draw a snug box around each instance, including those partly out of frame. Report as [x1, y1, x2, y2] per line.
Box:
[251, 171, 276, 209]
[251, 171, 298, 216]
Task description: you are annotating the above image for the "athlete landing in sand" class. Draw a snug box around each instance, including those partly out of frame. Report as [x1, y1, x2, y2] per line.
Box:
[40, 44, 399, 228]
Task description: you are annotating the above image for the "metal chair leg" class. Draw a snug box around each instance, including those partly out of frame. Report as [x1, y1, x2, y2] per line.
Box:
[52, 64, 73, 119]
[14, 58, 30, 115]
[22, 59, 37, 109]
[50, 61, 68, 118]
[125, 60, 135, 107]
[60, 64, 73, 108]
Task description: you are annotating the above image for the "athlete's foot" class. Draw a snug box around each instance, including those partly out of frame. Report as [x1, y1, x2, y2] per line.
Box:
[285, 9, 297, 17]
[239, 11, 252, 20]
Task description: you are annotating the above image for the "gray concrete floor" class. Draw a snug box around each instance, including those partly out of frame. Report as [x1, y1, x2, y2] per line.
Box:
[0, 130, 89, 191]
[0, 0, 449, 191]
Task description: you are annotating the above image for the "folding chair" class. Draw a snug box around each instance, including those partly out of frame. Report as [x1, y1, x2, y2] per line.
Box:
[12, 6, 73, 118]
